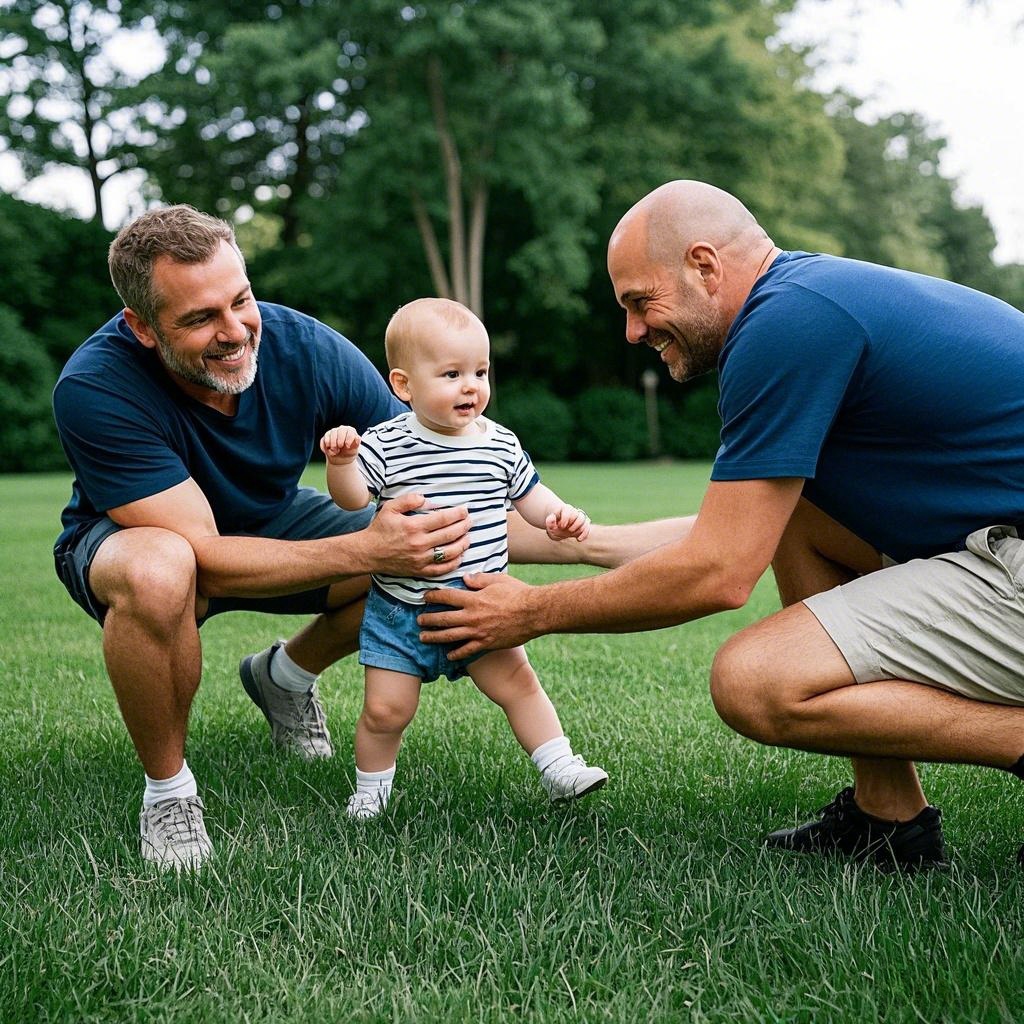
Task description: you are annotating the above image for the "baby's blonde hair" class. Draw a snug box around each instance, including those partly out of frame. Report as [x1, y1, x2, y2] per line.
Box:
[384, 297, 484, 368]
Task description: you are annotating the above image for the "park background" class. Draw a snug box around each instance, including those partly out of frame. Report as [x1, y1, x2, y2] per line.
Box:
[4, 1, 1024, 1021]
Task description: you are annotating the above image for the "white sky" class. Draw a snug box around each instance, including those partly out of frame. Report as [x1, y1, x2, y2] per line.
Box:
[3, 0, 1024, 263]
[778, 0, 1024, 264]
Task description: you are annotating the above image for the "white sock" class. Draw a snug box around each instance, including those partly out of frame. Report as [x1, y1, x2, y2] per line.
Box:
[355, 764, 396, 804]
[143, 760, 197, 808]
[270, 644, 319, 693]
[530, 735, 572, 774]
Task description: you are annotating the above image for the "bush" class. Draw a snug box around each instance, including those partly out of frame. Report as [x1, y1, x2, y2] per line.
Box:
[496, 385, 573, 461]
[661, 378, 722, 459]
[571, 386, 647, 461]
[0, 306, 64, 472]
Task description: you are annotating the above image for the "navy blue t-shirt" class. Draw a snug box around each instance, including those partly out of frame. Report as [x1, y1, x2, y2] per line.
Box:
[712, 252, 1024, 563]
[53, 302, 405, 551]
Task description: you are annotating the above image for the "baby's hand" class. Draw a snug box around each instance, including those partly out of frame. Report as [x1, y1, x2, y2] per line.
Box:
[545, 504, 591, 542]
[320, 425, 361, 465]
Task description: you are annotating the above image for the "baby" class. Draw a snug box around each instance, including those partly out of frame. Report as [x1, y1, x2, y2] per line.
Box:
[320, 297, 608, 818]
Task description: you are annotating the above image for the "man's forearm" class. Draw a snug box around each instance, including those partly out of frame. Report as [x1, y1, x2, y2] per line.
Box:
[518, 538, 747, 636]
[507, 512, 694, 569]
[193, 533, 372, 598]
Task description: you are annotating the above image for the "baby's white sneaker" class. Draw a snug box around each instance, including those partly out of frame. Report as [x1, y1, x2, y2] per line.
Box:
[541, 754, 608, 803]
[346, 789, 389, 820]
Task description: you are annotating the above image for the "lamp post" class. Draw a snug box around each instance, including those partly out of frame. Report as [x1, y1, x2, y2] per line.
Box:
[641, 369, 660, 457]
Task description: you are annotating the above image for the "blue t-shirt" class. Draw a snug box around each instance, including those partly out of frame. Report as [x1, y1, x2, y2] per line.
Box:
[53, 302, 404, 551]
[712, 251, 1024, 563]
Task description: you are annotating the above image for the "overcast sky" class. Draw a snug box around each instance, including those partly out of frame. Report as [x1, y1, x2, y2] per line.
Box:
[3, 0, 1023, 263]
[778, 0, 1024, 263]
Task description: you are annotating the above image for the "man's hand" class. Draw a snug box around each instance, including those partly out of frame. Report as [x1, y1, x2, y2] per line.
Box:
[418, 573, 537, 658]
[320, 425, 361, 465]
[363, 492, 471, 577]
[545, 504, 591, 542]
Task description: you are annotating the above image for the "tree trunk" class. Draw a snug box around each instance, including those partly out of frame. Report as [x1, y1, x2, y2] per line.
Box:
[425, 56, 468, 307]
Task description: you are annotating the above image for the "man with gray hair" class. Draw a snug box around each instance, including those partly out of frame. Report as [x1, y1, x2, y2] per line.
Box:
[422, 179, 1024, 871]
[54, 205, 677, 869]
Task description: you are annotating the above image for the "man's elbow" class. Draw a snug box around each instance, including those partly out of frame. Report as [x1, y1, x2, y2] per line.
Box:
[707, 569, 758, 613]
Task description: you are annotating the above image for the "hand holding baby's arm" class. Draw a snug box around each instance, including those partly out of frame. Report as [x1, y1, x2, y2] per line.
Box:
[320, 425, 361, 465]
[545, 503, 592, 542]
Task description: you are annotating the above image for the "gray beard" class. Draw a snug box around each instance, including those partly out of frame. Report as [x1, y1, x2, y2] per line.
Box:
[156, 330, 259, 395]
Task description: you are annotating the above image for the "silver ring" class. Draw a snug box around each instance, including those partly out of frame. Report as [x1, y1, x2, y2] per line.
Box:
[432, 546, 446, 564]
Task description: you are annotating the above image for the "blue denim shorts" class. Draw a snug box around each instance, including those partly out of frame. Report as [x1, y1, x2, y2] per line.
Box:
[53, 487, 374, 626]
[359, 582, 484, 683]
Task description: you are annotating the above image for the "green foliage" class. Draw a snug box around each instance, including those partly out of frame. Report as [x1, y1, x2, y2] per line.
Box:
[571, 386, 647, 461]
[0, 194, 116, 364]
[0, 0, 163, 225]
[661, 377, 722, 460]
[0, 305, 63, 471]
[496, 385, 573, 462]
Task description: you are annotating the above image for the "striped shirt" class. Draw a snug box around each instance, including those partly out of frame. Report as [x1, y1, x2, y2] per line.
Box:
[357, 412, 539, 603]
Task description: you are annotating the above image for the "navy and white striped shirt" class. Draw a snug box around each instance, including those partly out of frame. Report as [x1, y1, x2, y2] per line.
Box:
[358, 412, 539, 603]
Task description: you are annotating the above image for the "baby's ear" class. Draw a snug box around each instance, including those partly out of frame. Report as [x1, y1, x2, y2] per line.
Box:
[389, 367, 412, 402]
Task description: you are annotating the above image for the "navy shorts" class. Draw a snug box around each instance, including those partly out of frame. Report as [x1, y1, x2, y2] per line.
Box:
[54, 487, 375, 626]
[358, 582, 484, 683]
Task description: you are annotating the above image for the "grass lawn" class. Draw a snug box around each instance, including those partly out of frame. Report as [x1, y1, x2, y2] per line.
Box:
[2, 465, 1024, 1023]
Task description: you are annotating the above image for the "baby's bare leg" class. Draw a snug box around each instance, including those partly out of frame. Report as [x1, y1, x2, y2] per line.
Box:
[354, 667, 422, 771]
[468, 647, 562, 754]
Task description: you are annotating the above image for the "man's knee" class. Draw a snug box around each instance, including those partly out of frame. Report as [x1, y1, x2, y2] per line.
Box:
[709, 629, 791, 745]
[95, 529, 198, 626]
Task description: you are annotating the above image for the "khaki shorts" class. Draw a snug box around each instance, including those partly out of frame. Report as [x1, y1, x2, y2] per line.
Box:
[803, 525, 1024, 707]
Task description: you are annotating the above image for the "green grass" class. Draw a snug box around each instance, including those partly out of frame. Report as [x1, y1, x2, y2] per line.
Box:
[2, 466, 1024, 1023]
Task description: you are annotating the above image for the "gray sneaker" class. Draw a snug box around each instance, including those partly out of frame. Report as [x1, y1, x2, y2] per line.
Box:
[541, 755, 609, 803]
[240, 641, 334, 759]
[139, 796, 213, 870]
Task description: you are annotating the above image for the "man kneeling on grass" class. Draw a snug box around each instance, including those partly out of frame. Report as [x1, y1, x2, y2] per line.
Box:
[418, 179, 1024, 872]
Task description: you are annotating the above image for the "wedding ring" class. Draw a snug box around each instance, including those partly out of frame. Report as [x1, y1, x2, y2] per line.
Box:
[432, 546, 446, 564]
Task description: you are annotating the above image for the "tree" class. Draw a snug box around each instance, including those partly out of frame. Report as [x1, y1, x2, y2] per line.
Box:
[0, 0, 163, 226]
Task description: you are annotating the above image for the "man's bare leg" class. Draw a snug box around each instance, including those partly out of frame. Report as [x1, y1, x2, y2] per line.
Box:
[713, 498, 1024, 819]
[763, 497, 925, 820]
[283, 576, 369, 673]
[90, 527, 202, 780]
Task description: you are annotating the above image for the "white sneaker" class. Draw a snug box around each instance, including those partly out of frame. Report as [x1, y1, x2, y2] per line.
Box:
[239, 641, 334, 759]
[346, 789, 389, 820]
[140, 796, 213, 870]
[541, 755, 609, 803]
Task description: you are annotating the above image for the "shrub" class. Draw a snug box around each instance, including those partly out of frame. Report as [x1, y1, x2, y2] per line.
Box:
[496, 385, 573, 461]
[660, 377, 722, 459]
[0, 306, 64, 471]
[571, 386, 647, 461]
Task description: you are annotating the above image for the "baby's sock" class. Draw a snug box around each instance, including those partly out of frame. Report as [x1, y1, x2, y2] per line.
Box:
[355, 764, 396, 805]
[143, 759, 198, 808]
[270, 643, 319, 693]
[530, 735, 573, 775]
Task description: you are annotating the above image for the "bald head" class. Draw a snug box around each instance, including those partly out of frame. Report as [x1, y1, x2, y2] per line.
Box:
[606, 182, 779, 383]
[610, 180, 768, 270]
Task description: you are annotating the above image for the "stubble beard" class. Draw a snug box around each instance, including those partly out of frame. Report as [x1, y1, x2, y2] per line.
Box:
[654, 304, 729, 383]
[155, 328, 260, 395]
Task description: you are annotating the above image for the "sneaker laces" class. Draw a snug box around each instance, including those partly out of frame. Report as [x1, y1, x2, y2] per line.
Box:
[148, 798, 205, 844]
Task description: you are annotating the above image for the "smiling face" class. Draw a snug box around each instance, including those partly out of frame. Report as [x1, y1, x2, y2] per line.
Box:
[124, 239, 261, 410]
[389, 314, 491, 436]
[607, 217, 731, 384]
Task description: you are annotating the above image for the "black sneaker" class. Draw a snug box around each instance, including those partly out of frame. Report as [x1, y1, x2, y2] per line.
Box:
[765, 786, 949, 872]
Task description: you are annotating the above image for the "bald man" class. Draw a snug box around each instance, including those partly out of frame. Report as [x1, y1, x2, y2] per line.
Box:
[421, 179, 1024, 872]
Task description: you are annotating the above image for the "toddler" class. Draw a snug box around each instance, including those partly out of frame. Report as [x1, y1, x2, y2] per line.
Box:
[320, 297, 608, 818]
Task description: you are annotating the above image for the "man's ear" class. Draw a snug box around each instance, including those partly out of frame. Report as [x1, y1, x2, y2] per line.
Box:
[123, 307, 158, 349]
[686, 242, 723, 296]
[389, 367, 412, 402]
